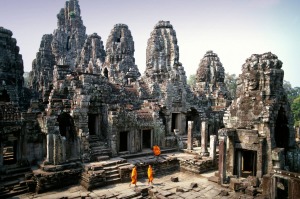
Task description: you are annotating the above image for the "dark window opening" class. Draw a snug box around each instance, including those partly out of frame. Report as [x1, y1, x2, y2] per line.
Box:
[119, 131, 128, 152]
[116, 37, 121, 42]
[0, 90, 10, 102]
[66, 36, 70, 51]
[142, 130, 151, 149]
[275, 107, 289, 149]
[3, 140, 17, 165]
[103, 68, 109, 79]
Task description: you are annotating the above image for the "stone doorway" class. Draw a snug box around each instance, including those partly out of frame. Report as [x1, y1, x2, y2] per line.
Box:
[172, 113, 180, 133]
[235, 149, 257, 177]
[88, 114, 100, 136]
[142, 130, 152, 149]
[119, 131, 128, 152]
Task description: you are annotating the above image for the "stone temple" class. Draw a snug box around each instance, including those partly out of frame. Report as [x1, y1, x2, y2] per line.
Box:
[0, 0, 299, 198]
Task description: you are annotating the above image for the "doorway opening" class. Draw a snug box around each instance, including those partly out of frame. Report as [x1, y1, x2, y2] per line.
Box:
[119, 131, 128, 152]
[235, 149, 257, 177]
[88, 114, 100, 136]
[142, 130, 152, 149]
[171, 113, 180, 133]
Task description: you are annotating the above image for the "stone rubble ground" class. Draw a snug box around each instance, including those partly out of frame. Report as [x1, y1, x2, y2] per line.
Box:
[15, 170, 263, 199]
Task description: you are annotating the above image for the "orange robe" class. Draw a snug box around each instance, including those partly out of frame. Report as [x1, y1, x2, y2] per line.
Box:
[153, 145, 161, 156]
[147, 166, 153, 183]
[131, 167, 137, 184]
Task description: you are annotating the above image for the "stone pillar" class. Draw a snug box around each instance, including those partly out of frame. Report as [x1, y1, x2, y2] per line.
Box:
[236, 150, 242, 177]
[46, 134, 53, 163]
[209, 135, 217, 162]
[61, 136, 66, 163]
[257, 138, 265, 178]
[218, 136, 227, 184]
[187, 121, 194, 150]
[201, 120, 209, 156]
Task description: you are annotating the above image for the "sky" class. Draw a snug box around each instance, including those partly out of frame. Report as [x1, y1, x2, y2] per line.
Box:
[1, 0, 300, 87]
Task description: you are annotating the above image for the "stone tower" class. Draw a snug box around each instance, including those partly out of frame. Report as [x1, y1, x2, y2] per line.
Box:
[52, 0, 86, 67]
[145, 20, 181, 83]
[77, 33, 106, 74]
[103, 24, 140, 84]
[219, 52, 295, 180]
[194, 50, 230, 110]
[0, 27, 26, 109]
[30, 34, 55, 102]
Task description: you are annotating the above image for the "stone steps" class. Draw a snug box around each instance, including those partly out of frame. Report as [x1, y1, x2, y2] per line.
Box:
[5, 165, 31, 175]
[0, 177, 30, 198]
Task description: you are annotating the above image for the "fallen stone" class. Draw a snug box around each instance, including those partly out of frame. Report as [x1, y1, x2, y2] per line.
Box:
[189, 182, 198, 189]
[208, 176, 219, 183]
[176, 187, 184, 192]
[171, 177, 179, 182]
[229, 178, 242, 191]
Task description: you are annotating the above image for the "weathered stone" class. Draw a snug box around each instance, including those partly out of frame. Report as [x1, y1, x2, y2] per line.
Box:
[176, 187, 184, 192]
[189, 182, 198, 189]
[171, 177, 179, 182]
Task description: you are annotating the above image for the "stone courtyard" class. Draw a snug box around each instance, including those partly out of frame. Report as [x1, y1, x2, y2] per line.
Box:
[1, 0, 300, 198]
[15, 152, 263, 199]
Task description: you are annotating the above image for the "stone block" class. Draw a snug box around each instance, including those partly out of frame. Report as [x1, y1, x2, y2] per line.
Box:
[208, 176, 219, 183]
[229, 178, 242, 191]
[262, 175, 271, 196]
[176, 187, 184, 192]
[189, 182, 198, 189]
[171, 176, 179, 182]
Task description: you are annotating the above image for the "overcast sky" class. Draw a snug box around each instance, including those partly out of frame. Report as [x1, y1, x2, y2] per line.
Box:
[1, 0, 300, 86]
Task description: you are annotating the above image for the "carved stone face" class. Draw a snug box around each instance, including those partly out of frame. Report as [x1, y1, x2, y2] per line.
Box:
[248, 72, 259, 90]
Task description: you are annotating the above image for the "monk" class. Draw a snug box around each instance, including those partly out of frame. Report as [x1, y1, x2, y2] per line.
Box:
[129, 165, 137, 187]
[147, 165, 154, 185]
[152, 145, 161, 161]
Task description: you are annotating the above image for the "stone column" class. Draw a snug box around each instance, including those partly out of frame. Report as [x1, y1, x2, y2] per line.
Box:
[187, 121, 194, 150]
[218, 135, 227, 184]
[209, 135, 217, 162]
[236, 150, 242, 177]
[201, 120, 209, 156]
[61, 136, 66, 163]
[46, 134, 53, 163]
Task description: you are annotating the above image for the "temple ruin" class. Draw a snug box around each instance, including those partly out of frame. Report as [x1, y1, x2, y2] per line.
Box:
[0, 0, 299, 198]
